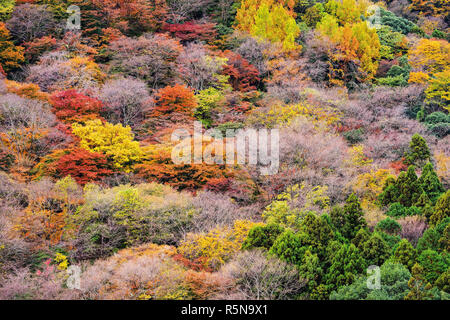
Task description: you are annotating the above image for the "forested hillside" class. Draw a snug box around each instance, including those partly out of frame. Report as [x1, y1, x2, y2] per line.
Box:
[0, 0, 449, 300]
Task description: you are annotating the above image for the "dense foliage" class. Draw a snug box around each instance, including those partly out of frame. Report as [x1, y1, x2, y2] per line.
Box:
[0, 0, 448, 301]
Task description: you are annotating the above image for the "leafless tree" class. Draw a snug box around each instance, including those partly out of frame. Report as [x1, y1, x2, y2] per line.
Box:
[219, 250, 305, 300]
[6, 4, 56, 44]
[98, 78, 150, 127]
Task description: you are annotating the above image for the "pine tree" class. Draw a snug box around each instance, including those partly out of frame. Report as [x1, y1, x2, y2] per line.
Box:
[269, 229, 306, 265]
[396, 166, 423, 207]
[418, 162, 444, 203]
[416, 227, 440, 254]
[359, 232, 390, 266]
[242, 223, 285, 250]
[430, 190, 450, 227]
[405, 263, 435, 300]
[393, 239, 417, 270]
[404, 134, 431, 167]
[300, 212, 335, 254]
[325, 243, 366, 291]
[438, 224, 449, 252]
[435, 270, 450, 293]
[298, 250, 323, 294]
[417, 249, 449, 284]
[341, 193, 367, 240]
[378, 176, 400, 206]
[414, 191, 432, 209]
[351, 228, 370, 248]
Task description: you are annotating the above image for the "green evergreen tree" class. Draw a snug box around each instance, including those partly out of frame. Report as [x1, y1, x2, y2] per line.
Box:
[417, 249, 449, 284]
[438, 224, 450, 252]
[375, 217, 402, 236]
[378, 231, 402, 252]
[404, 133, 431, 167]
[393, 239, 417, 270]
[395, 166, 423, 207]
[310, 284, 329, 300]
[405, 263, 435, 300]
[242, 223, 285, 250]
[416, 227, 440, 254]
[379, 176, 400, 206]
[351, 228, 371, 248]
[325, 243, 366, 292]
[330, 193, 367, 240]
[325, 240, 344, 265]
[299, 212, 335, 254]
[360, 232, 390, 266]
[298, 249, 323, 295]
[435, 269, 450, 293]
[330, 262, 411, 300]
[414, 191, 432, 209]
[269, 229, 306, 265]
[418, 162, 444, 203]
[422, 204, 435, 222]
[430, 190, 450, 227]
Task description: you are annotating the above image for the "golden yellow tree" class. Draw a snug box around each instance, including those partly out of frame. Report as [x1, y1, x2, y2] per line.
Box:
[72, 119, 144, 172]
[251, 2, 300, 51]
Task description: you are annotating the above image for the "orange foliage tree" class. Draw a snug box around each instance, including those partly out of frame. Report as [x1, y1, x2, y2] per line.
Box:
[135, 144, 231, 191]
[0, 22, 25, 72]
[222, 51, 260, 92]
[92, 0, 167, 36]
[50, 90, 104, 123]
[5, 80, 49, 101]
[55, 148, 114, 185]
[150, 84, 197, 121]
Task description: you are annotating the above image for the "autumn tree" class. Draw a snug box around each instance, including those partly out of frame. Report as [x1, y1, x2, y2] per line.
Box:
[6, 4, 56, 44]
[71, 119, 144, 172]
[425, 69, 450, 112]
[221, 51, 260, 92]
[50, 90, 104, 123]
[99, 77, 150, 127]
[0, 22, 25, 72]
[317, 16, 380, 80]
[409, 39, 449, 76]
[135, 143, 231, 191]
[23, 36, 58, 64]
[4, 80, 49, 101]
[55, 148, 114, 185]
[251, 2, 300, 51]
[235, 0, 296, 33]
[409, 0, 450, 17]
[178, 220, 260, 270]
[162, 22, 217, 44]
[108, 34, 182, 89]
[177, 43, 229, 91]
[151, 84, 197, 121]
[92, 0, 167, 36]
[26, 54, 105, 92]
[0, 0, 15, 21]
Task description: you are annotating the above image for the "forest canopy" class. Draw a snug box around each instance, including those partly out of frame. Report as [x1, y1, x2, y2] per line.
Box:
[0, 0, 448, 301]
